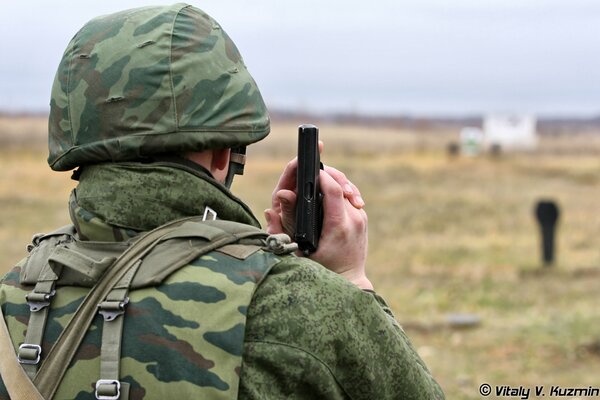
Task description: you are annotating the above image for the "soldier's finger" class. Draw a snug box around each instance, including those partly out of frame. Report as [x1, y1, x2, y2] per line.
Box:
[323, 165, 365, 209]
[345, 180, 364, 208]
[272, 158, 298, 203]
[264, 208, 283, 235]
[275, 189, 297, 237]
[319, 170, 347, 227]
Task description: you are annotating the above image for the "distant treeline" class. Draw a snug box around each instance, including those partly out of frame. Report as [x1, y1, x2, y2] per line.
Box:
[269, 109, 600, 135]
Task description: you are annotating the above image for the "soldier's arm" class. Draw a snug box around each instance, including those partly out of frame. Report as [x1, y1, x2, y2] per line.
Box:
[239, 257, 445, 399]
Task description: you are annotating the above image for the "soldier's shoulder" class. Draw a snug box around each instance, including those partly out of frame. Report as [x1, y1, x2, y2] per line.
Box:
[246, 254, 379, 340]
[258, 254, 363, 300]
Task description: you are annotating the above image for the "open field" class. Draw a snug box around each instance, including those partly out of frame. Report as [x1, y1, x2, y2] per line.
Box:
[1, 115, 599, 398]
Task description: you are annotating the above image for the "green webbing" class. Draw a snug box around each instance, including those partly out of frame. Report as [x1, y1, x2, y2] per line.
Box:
[19, 260, 62, 378]
[0, 305, 45, 400]
[49, 246, 116, 281]
[96, 261, 141, 400]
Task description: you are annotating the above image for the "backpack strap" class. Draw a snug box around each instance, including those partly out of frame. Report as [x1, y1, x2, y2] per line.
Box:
[50, 246, 117, 283]
[128, 219, 268, 288]
[18, 258, 62, 378]
[95, 261, 141, 400]
[0, 304, 45, 400]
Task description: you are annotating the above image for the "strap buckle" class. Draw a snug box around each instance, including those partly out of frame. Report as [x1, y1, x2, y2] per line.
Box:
[95, 379, 121, 400]
[26, 289, 56, 312]
[98, 298, 129, 322]
[202, 206, 217, 221]
[18, 343, 41, 365]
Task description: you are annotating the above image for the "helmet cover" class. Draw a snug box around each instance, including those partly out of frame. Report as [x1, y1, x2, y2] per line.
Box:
[48, 3, 270, 171]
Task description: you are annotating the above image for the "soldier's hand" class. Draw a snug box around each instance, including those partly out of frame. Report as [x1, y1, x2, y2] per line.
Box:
[265, 147, 372, 290]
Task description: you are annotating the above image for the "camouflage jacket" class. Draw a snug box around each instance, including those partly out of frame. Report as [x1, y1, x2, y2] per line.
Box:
[0, 163, 444, 399]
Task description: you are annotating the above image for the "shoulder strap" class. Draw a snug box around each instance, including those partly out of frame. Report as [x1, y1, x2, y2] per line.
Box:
[128, 219, 268, 288]
[0, 305, 45, 400]
[18, 260, 62, 379]
[95, 260, 141, 400]
[33, 216, 265, 399]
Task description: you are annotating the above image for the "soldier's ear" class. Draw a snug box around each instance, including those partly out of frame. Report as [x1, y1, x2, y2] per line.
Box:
[212, 148, 231, 172]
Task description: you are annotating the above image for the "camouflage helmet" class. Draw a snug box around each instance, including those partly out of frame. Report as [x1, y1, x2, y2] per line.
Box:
[48, 3, 270, 171]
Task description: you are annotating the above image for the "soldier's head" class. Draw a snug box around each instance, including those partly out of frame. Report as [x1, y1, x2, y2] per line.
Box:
[47, 3, 269, 187]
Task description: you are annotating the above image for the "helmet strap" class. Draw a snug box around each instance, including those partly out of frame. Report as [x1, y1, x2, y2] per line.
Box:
[224, 147, 247, 188]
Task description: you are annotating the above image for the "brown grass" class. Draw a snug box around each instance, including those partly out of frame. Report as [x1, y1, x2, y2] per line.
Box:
[1, 116, 599, 398]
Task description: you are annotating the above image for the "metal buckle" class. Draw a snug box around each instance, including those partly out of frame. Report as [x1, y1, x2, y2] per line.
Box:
[26, 289, 56, 312]
[17, 343, 41, 365]
[95, 379, 121, 400]
[202, 206, 217, 221]
[98, 297, 129, 321]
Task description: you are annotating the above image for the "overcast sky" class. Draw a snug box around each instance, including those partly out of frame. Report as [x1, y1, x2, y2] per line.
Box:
[1, 0, 599, 116]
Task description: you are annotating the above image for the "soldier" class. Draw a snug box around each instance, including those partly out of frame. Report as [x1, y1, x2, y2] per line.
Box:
[0, 4, 444, 399]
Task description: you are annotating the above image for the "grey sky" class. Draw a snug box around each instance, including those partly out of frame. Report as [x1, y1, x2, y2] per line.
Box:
[1, 0, 599, 116]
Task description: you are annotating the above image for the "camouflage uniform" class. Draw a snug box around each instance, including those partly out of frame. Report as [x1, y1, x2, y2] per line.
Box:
[0, 4, 444, 399]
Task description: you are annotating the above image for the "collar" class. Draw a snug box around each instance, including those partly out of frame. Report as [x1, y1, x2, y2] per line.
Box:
[70, 162, 261, 241]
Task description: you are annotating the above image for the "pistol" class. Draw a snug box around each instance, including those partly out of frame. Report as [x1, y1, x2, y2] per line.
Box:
[295, 124, 323, 255]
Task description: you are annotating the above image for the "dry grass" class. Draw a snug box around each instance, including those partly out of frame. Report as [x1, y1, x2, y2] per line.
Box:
[1, 116, 599, 398]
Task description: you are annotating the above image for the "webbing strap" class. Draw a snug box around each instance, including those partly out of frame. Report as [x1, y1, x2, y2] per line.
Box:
[19, 261, 61, 378]
[50, 246, 116, 281]
[0, 305, 45, 400]
[95, 262, 140, 400]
